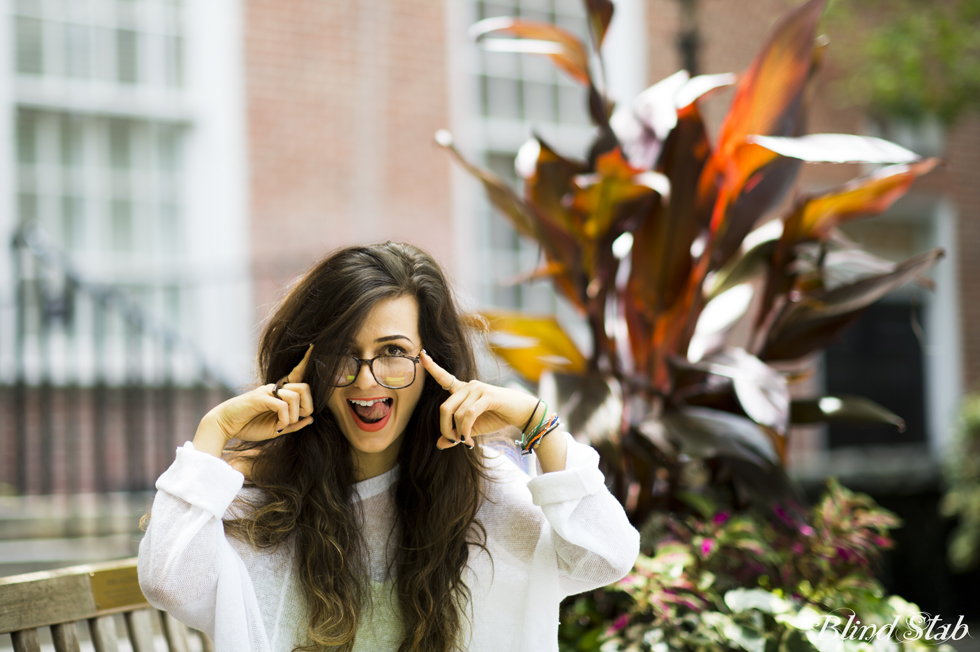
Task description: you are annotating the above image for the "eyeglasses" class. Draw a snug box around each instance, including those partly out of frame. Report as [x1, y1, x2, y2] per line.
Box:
[319, 354, 421, 389]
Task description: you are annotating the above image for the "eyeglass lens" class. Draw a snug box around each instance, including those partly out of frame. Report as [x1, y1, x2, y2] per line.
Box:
[336, 356, 416, 389]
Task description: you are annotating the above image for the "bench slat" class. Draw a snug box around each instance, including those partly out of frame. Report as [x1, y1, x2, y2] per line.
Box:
[124, 609, 156, 652]
[161, 611, 190, 652]
[89, 616, 120, 652]
[11, 629, 41, 652]
[0, 559, 147, 633]
[51, 622, 81, 652]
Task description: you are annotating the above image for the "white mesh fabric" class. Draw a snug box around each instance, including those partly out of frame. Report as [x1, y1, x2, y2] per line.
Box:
[138, 433, 639, 652]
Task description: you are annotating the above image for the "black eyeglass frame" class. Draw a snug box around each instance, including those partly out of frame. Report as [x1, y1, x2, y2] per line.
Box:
[324, 353, 422, 390]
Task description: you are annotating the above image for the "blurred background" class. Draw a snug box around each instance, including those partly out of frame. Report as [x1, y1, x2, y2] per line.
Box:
[0, 0, 977, 624]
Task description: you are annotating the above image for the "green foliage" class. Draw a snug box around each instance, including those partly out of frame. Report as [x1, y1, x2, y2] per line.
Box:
[564, 482, 952, 652]
[825, 0, 980, 123]
[940, 393, 980, 571]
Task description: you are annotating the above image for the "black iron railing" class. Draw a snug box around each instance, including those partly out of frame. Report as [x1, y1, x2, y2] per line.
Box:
[5, 223, 236, 494]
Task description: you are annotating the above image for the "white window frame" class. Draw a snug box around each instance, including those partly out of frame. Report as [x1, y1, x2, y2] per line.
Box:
[0, 0, 252, 387]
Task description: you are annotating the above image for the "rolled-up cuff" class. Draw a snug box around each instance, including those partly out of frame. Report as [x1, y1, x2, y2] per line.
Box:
[528, 433, 607, 506]
[156, 441, 245, 520]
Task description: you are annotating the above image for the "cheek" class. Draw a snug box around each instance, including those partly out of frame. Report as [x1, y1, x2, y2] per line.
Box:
[397, 380, 426, 420]
[326, 393, 346, 421]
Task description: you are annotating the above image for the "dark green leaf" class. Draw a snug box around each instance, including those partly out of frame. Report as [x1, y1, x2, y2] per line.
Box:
[790, 395, 905, 431]
[662, 407, 779, 466]
[761, 248, 944, 361]
[698, 348, 790, 435]
[707, 238, 777, 300]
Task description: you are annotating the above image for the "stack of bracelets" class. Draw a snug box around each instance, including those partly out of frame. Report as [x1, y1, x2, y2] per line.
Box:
[516, 400, 562, 456]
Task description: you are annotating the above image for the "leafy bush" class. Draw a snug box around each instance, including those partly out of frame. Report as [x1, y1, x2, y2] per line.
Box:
[941, 394, 980, 572]
[564, 481, 953, 652]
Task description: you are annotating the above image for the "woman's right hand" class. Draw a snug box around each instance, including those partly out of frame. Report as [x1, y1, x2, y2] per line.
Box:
[192, 345, 315, 458]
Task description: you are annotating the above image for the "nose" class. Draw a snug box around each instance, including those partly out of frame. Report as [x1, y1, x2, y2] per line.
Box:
[352, 359, 378, 389]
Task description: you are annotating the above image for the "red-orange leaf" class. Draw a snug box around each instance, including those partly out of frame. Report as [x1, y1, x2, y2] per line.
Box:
[631, 102, 712, 316]
[584, 0, 614, 47]
[786, 159, 940, 242]
[470, 18, 591, 86]
[571, 148, 658, 241]
[437, 130, 585, 310]
[521, 137, 587, 238]
[714, 0, 825, 160]
[481, 311, 587, 382]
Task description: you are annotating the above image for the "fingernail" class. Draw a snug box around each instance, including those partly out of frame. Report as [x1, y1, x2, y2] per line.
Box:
[465, 443, 474, 450]
[276, 429, 284, 434]
[452, 439, 461, 446]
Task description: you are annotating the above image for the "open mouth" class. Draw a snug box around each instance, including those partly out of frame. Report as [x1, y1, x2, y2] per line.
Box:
[346, 397, 393, 432]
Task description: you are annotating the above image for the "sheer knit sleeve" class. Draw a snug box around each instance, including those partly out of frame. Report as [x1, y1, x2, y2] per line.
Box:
[525, 432, 640, 596]
[138, 442, 272, 652]
[480, 432, 639, 598]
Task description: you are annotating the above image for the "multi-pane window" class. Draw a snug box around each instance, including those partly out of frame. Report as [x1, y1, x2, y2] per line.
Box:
[10, 0, 191, 382]
[476, 0, 591, 127]
[14, 0, 184, 89]
[15, 110, 185, 324]
[474, 0, 592, 312]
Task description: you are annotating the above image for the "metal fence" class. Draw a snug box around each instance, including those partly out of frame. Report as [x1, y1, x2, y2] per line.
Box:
[3, 223, 235, 495]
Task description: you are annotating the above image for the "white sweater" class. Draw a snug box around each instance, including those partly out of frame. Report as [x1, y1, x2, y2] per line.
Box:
[137, 433, 640, 651]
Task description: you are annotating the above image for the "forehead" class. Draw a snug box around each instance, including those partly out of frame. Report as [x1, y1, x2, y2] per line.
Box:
[351, 295, 420, 344]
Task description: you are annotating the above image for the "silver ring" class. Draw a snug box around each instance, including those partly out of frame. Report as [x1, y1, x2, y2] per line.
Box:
[272, 375, 288, 400]
[442, 376, 458, 392]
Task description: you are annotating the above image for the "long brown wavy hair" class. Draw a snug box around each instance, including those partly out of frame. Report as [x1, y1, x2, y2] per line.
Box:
[225, 242, 490, 652]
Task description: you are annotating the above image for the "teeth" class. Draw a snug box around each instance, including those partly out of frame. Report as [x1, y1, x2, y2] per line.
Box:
[349, 398, 388, 407]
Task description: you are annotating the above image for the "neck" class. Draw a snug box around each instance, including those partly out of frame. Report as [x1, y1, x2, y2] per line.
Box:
[351, 444, 401, 482]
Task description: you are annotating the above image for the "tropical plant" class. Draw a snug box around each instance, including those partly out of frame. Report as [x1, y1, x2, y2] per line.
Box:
[437, 0, 942, 524]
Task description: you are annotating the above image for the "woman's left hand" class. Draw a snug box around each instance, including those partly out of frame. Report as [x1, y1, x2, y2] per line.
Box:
[421, 350, 540, 449]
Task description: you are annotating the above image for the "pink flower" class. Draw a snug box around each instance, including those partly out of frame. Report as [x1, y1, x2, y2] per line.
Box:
[701, 539, 715, 556]
[713, 511, 731, 525]
[800, 525, 815, 536]
[792, 542, 804, 554]
[608, 613, 630, 634]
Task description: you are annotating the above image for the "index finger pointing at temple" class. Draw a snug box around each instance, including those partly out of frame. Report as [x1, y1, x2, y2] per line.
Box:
[287, 344, 314, 384]
[420, 350, 459, 393]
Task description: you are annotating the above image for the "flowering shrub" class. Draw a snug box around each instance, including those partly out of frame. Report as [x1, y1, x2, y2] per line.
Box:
[562, 480, 955, 652]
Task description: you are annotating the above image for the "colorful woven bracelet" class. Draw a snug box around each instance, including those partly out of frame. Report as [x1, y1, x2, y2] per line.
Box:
[520, 413, 560, 455]
[516, 400, 548, 452]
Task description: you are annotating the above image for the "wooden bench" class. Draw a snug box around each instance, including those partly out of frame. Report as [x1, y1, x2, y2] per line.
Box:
[0, 557, 213, 652]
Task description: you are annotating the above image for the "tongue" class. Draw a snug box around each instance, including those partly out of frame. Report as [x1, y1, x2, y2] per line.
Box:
[353, 400, 390, 423]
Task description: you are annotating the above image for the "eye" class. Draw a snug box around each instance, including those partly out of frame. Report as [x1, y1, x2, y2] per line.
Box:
[382, 343, 407, 356]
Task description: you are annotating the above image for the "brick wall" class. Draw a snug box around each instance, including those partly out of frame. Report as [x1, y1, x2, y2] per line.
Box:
[948, 115, 980, 390]
[244, 0, 455, 328]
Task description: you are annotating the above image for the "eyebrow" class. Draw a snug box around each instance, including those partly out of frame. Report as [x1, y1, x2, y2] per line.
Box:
[374, 335, 414, 344]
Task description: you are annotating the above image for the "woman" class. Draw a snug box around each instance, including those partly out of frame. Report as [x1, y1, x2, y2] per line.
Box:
[138, 242, 639, 652]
